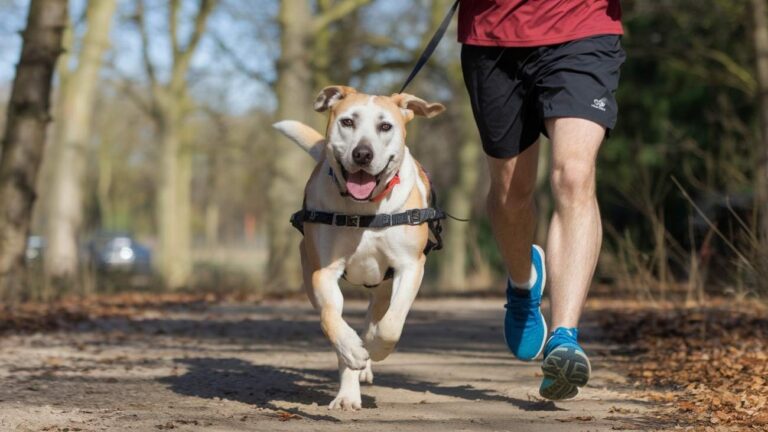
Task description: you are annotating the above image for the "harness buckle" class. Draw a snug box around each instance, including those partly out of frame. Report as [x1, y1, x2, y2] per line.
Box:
[347, 215, 360, 227]
[407, 209, 422, 225]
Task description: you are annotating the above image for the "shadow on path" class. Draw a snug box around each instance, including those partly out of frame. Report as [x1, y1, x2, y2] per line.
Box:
[160, 357, 564, 422]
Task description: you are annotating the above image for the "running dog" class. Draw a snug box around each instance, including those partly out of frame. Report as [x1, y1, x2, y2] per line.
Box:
[273, 85, 445, 410]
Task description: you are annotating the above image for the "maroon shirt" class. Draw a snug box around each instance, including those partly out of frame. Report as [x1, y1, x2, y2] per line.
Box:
[458, 0, 623, 47]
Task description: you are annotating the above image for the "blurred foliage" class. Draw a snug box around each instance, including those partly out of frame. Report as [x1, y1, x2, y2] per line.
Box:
[600, 0, 765, 298]
[0, 0, 764, 298]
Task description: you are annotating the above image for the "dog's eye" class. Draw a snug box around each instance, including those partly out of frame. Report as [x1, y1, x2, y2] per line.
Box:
[340, 118, 354, 128]
[379, 122, 392, 132]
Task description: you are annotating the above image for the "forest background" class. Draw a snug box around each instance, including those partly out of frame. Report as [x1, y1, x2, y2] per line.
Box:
[0, 0, 765, 305]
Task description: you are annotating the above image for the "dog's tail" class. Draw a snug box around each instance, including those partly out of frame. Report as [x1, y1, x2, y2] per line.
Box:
[272, 120, 325, 162]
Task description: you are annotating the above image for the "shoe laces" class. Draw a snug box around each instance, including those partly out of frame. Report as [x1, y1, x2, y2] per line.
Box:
[545, 327, 580, 356]
[504, 289, 541, 322]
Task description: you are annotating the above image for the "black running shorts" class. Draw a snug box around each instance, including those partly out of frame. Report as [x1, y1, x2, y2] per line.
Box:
[461, 35, 626, 159]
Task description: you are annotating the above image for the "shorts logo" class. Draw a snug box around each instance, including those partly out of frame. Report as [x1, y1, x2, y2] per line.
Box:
[591, 98, 607, 111]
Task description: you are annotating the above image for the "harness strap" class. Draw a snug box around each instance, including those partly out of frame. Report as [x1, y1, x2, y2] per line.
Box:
[290, 177, 448, 283]
[290, 207, 444, 231]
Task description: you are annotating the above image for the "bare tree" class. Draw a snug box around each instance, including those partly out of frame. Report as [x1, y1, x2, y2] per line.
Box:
[0, 0, 67, 300]
[43, 0, 117, 292]
[267, 0, 371, 290]
[132, 0, 216, 290]
[422, 0, 482, 290]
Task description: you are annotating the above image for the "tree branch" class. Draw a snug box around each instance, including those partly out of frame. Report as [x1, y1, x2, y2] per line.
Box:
[106, 64, 155, 117]
[311, 0, 371, 34]
[173, 0, 216, 82]
[210, 31, 274, 86]
[169, 0, 181, 58]
[133, 0, 158, 95]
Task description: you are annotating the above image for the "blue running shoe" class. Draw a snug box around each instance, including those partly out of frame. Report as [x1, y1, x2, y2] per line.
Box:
[539, 327, 591, 400]
[503, 245, 547, 361]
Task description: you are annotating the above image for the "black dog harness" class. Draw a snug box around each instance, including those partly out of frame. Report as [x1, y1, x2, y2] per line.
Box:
[290, 189, 446, 254]
[290, 188, 446, 284]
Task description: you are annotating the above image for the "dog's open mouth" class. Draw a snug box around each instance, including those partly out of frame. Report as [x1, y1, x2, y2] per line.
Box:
[338, 156, 394, 201]
[345, 170, 378, 200]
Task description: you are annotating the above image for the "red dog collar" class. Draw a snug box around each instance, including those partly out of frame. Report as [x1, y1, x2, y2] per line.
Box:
[370, 174, 400, 202]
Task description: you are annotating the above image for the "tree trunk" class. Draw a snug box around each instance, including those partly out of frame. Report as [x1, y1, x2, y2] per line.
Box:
[134, 0, 215, 290]
[267, 0, 374, 291]
[0, 0, 67, 300]
[205, 202, 220, 246]
[439, 93, 480, 291]
[267, 0, 314, 291]
[44, 0, 116, 292]
[97, 131, 114, 230]
[751, 0, 768, 249]
[433, 0, 482, 291]
[156, 116, 193, 290]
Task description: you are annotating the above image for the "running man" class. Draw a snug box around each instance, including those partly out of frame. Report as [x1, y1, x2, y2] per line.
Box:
[458, 0, 626, 400]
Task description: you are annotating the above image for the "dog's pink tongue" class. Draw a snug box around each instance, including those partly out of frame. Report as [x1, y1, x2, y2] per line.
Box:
[346, 171, 377, 200]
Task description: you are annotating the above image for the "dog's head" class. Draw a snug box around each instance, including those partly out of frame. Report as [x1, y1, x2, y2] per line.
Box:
[314, 85, 445, 201]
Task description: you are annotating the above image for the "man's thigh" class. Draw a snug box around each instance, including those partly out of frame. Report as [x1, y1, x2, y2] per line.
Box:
[545, 118, 605, 167]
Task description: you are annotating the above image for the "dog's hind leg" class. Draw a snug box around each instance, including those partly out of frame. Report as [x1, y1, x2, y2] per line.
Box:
[366, 257, 425, 361]
[359, 359, 373, 384]
[363, 280, 392, 363]
[300, 241, 318, 309]
[329, 353, 362, 410]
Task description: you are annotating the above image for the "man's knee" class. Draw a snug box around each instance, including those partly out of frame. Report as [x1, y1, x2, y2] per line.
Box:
[550, 159, 596, 207]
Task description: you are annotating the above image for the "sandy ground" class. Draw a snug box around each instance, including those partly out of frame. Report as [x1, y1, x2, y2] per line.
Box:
[0, 298, 658, 431]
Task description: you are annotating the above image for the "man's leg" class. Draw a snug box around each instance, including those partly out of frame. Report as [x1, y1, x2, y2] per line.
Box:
[487, 141, 548, 361]
[545, 117, 604, 328]
[486, 141, 540, 284]
[538, 116, 605, 400]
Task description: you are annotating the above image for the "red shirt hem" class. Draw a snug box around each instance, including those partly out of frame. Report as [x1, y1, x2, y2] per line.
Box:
[459, 27, 623, 48]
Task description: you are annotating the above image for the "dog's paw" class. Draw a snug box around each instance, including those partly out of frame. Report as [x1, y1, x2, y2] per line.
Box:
[328, 392, 362, 410]
[337, 332, 370, 370]
[359, 359, 373, 384]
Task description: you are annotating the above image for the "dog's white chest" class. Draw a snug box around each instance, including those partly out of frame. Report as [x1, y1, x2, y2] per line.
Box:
[343, 230, 392, 286]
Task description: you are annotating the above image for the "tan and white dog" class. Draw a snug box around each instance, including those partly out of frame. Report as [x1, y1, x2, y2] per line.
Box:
[273, 85, 445, 410]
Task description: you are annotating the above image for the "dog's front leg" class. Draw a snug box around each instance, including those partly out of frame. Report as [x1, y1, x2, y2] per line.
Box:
[329, 353, 364, 410]
[314, 270, 370, 370]
[365, 256, 425, 361]
[312, 268, 369, 409]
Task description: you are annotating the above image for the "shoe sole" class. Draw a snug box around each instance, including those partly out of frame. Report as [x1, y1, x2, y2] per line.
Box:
[539, 346, 591, 400]
[502, 245, 548, 361]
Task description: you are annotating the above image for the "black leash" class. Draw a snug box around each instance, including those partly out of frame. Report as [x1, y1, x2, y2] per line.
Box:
[398, 0, 460, 94]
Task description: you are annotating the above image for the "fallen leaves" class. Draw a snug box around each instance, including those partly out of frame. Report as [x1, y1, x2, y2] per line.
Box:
[556, 415, 595, 422]
[598, 300, 768, 429]
[275, 411, 301, 421]
[0, 292, 220, 335]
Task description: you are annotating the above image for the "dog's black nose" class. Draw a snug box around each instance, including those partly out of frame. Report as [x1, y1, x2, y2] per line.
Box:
[352, 143, 374, 166]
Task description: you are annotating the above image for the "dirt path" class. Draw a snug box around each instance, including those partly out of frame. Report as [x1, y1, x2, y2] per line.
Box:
[0, 298, 656, 431]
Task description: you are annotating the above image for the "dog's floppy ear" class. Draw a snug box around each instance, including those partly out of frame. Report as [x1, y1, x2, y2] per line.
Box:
[314, 85, 357, 112]
[390, 93, 446, 120]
